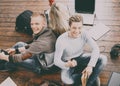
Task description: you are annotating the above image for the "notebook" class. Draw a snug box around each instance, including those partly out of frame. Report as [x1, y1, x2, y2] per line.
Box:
[107, 72, 120, 86]
[0, 77, 17, 86]
[80, 13, 95, 25]
[89, 23, 110, 40]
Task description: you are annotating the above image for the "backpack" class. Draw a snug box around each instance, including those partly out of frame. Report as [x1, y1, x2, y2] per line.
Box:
[110, 44, 120, 59]
[15, 10, 33, 35]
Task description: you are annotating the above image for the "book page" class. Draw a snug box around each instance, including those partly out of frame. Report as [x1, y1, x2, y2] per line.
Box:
[0, 77, 17, 86]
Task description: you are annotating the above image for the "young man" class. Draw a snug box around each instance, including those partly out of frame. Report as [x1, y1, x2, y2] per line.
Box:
[54, 14, 107, 86]
[0, 12, 57, 74]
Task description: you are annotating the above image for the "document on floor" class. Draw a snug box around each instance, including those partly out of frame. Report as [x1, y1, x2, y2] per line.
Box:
[0, 77, 17, 86]
[107, 72, 120, 86]
[89, 23, 110, 40]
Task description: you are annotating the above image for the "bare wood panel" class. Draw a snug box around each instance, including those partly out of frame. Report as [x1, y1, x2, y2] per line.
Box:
[0, 18, 16, 23]
[0, 23, 15, 27]
[100, 71, 112, 85]
[0, 1, 49, 6]
[0, 0, 47, 1]
[0, 36, 29, 42]
[106, 0, 120, 2]
[0, 27, 15, 31]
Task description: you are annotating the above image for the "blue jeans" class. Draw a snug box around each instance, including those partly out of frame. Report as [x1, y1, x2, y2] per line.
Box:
[5, 42, 42, 74]
[61, 53, 107, 86]
[6, 42, 60, 74]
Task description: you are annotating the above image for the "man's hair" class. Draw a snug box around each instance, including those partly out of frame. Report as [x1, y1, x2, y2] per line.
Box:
[31, 12, 45, 20]
[69, 14, 83, 26]
[30, 12, 47, 27]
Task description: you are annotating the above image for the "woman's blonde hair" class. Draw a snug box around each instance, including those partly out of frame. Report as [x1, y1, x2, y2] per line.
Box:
[49, 3, 70, 37]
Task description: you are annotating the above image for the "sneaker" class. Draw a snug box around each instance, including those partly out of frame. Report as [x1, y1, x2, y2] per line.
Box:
[0, 61, 17, 72]
[0, 60, 9, 71]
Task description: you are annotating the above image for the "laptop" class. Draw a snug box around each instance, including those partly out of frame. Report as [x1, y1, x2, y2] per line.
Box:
[75, 0, 95, 25]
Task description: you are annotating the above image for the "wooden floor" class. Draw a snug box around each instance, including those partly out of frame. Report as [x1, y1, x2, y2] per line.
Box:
[0, 0, 120, 86]
[95, 0, 120, 85]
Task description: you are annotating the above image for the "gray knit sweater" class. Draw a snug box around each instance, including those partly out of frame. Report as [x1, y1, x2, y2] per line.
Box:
[54, 30, 100, 70]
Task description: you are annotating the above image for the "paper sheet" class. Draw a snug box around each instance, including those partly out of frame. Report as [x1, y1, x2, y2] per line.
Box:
[89, 23, 110, 40]
[0, 77, 17, 86]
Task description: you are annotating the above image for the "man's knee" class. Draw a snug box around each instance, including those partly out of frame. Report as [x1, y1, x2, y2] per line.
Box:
[99, 54, 107, 66]
[61, 77, 73, 85]
[17, 42, 27, 46]
[61, 70, 74, 85]
[13, 42, 27, 48]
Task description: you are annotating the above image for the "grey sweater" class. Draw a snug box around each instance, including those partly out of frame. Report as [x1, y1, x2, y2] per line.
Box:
[54, 30, 100, 70]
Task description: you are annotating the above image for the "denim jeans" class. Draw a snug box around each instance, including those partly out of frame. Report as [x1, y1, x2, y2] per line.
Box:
[5, 42, 43, 74]
[61, 53, 107, 86]
[6, 42, 60, 74]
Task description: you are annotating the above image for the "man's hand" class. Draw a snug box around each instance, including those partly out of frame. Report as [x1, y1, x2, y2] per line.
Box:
[6, 47, 26, 55]
[6, 48, 15, 55]
[18, 47, 26, 52]
[65, 59, 77, 67]
[0, 52, 9, 61]
[82, 66, 93, 78]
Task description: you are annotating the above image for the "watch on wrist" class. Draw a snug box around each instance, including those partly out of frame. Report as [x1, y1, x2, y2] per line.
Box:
[15, 48, 19, 53]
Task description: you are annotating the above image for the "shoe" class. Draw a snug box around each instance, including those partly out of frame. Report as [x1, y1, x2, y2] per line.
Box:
[0, 61, 17, 72]
[0, 60, 9, 71]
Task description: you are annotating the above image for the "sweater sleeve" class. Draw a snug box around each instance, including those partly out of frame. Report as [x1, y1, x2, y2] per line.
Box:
[9, 51, 32, 63]
[84, 31, 100, 67]
[27, 36, 55, 54]
[54, 38, 69, 70]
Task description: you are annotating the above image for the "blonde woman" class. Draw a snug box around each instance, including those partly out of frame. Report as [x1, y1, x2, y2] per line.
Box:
[49, 3, 70, 37]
